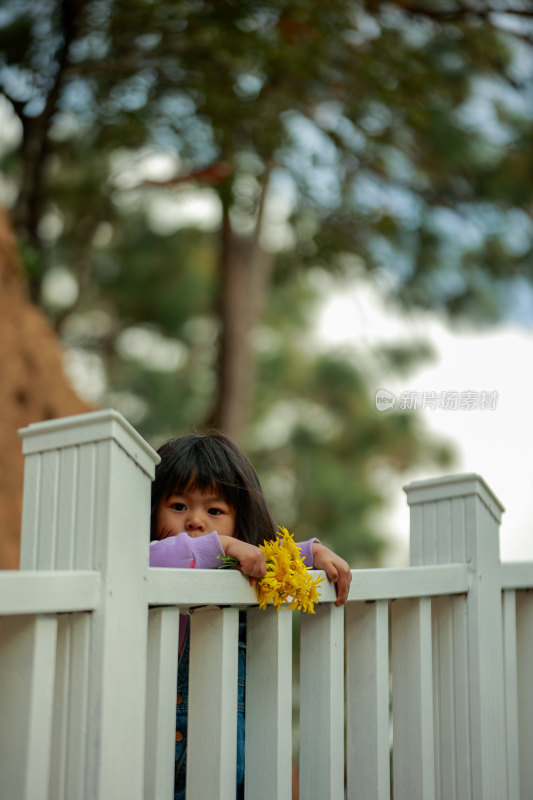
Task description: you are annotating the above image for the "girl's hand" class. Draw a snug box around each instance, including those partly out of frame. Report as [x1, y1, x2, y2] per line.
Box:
[218, 536, 267, 580]
[312, 543, 352, 606]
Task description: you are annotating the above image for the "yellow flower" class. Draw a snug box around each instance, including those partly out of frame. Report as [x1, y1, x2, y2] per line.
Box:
[256, 527, 324, 613]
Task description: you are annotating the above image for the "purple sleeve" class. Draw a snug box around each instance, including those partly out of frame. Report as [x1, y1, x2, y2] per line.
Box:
[296, 538, 320, 568]
[149, 531, 225, 569]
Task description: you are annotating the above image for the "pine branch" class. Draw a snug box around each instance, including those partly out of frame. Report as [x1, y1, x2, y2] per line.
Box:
[397, 2, 533, 22]
[143, 161, 234, 188]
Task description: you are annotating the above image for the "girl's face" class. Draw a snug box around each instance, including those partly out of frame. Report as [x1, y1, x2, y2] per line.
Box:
[155, 485, 236, 540]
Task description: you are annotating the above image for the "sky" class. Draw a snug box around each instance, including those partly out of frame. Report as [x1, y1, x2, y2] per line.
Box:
[317, 278, 533, 567]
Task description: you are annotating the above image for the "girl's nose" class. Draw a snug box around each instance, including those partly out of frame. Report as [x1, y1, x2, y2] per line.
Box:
[185, 512, 205, 532]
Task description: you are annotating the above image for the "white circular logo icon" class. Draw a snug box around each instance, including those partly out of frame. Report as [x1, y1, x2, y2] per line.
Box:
[375, 389, 396, 412]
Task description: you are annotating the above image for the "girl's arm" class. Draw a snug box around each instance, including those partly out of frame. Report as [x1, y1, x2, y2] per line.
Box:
[150, 531, 267, 578]
[149, 531, 225, 569]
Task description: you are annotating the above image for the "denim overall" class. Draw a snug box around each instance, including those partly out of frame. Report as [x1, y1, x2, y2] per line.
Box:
[174, 614, 246, 800]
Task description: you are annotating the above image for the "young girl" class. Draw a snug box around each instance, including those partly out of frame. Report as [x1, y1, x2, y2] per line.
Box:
[149, 431, 351, 800]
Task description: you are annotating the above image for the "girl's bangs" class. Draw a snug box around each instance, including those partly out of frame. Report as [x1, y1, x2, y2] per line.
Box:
[167, 460, 241, 510]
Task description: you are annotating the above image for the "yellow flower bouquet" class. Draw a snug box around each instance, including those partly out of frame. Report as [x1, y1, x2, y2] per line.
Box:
[219, 526, 323, 613]
[257, 527, 324, 612]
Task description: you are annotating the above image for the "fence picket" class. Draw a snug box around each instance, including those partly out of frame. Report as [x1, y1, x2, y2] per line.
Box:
[49, 615, 70, 800]
[431, 595, 471, 800]
[49, 612, 92, 800]
[391, 597, 435, 800]
[346, 599, 390, 800]
[300, 603, 345, 800]
[187, 606, 239, 800]
[502, 590, 520, 800]
[244, 607, 293, 800]
[145, 606, 181, 800]
[516, 591, 533, 800]
[0, 614, 57, 800]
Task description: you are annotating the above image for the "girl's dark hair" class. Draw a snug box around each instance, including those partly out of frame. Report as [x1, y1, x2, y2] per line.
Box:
[150, 431, 276, 545]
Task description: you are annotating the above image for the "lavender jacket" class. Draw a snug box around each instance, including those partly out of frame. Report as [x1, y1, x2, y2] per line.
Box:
[149, 531, 318, 657]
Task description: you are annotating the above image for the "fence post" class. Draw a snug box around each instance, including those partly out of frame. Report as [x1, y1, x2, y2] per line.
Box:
[18, 409, 159, 800]
[405, 473, 507, 800]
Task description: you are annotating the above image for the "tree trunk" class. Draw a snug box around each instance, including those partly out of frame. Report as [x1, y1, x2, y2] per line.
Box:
[207, 175, 273, 443]
[0, 208, 91, 568]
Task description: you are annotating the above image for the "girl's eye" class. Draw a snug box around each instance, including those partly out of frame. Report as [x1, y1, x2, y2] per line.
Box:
[208, 507, 223, 515]
[171, 502, 186, 511]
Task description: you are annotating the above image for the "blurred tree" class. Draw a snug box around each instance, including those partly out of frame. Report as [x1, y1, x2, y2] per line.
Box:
[0, 0, 532, 561]
[0, 208, 90, 567]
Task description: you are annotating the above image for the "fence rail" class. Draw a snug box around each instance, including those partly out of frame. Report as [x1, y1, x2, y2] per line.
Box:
[0, 409, 531, 800]
[0, 571, 100, 614]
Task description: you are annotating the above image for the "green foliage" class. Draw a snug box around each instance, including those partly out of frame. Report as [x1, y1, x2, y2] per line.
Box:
[95, 223, 216, 333]
[249, 337, 454, 561]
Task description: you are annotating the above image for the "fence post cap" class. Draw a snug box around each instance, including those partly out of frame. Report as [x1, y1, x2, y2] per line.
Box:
[403, 472, 504, 521]
[19, 408, 160, 477]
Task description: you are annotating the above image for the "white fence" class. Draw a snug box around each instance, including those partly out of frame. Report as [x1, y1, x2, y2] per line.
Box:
[0, 409, 532, 800]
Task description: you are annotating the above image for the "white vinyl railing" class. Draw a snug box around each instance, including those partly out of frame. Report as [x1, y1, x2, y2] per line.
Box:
[0, 409, 532, 800]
